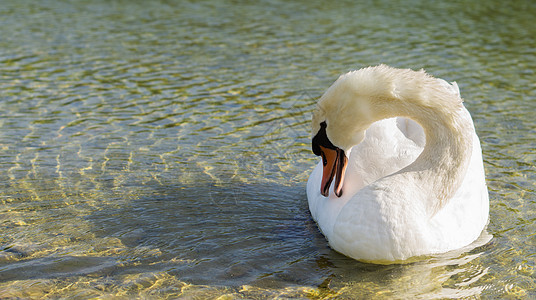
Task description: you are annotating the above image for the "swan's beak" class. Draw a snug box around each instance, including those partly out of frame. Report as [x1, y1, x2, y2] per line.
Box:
[319, 145, 347, 197]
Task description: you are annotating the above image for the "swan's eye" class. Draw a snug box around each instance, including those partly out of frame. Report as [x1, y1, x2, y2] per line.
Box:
[321, 151, 327, 166]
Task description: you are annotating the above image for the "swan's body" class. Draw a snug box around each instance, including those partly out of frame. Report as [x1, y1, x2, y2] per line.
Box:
[307, 65, 489, 263]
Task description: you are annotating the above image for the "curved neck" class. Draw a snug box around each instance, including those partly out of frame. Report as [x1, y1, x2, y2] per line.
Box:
[375, 98, 474, 213]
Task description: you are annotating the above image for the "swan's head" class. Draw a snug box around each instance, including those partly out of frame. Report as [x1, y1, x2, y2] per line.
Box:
[311, 67, 389, 197]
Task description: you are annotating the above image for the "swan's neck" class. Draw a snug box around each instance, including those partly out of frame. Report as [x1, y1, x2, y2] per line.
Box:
[375, 99, 473, 213]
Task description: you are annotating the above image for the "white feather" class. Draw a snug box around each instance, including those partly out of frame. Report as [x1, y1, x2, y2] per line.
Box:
[307, 65, 489, 263]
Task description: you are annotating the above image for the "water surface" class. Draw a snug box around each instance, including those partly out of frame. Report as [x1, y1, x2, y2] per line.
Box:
[1, 0, 535, 298]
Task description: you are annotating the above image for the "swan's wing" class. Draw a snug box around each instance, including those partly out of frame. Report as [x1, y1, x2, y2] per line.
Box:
[395, 117, 425, 148]
[349, 118, 424, 185]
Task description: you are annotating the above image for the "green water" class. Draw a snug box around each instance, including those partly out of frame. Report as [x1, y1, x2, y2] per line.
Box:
[1, 0, 535, 298]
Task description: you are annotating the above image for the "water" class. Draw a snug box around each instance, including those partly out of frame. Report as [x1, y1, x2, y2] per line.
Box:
[1, 0, 535, 298]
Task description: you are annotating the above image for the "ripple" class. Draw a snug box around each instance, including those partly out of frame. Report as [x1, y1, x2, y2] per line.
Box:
[0, 0, 535, 298]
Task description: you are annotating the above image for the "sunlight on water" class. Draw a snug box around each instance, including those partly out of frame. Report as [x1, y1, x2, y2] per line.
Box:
[1, 0, 535, 298]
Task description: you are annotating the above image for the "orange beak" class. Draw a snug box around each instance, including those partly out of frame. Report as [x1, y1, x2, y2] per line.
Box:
[319, 145, 347, 197]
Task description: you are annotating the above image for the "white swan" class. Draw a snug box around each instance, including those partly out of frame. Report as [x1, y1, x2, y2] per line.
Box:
[306, 65, 489, 263]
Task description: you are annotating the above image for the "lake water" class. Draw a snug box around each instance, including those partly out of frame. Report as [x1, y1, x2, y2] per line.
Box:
[1, 0, 535, 298]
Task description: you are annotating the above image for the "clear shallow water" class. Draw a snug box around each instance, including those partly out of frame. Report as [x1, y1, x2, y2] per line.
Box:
[1, 0, 535, 298]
